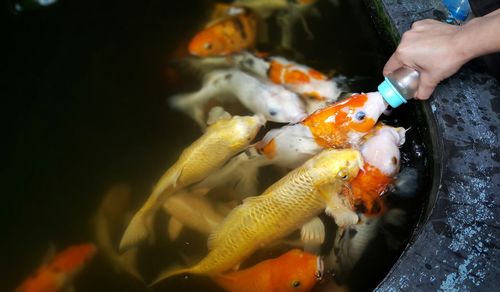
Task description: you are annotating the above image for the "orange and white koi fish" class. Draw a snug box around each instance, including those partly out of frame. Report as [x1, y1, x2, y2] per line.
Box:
[169, 69, 307, 127]
[213, 249, 323, 292]
[119, 111, 264, 251]
[189, 11, 257, 57]
[15, 243, 96, 292]
[180, 52, 340, 113]
[348, 124, 406, 215]
[257, 92, 388, 169]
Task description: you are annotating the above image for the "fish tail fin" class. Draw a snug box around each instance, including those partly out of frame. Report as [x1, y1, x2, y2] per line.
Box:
[149, 266, 193, 287]
[168, 92, 207, 128]
[119, 210, 153, 252]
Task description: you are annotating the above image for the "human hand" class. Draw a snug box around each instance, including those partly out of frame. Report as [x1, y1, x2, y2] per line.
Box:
[383, 19, 470, 100]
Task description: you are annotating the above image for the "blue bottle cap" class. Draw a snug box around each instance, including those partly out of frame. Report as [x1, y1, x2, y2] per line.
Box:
[378, 77, 407, 108]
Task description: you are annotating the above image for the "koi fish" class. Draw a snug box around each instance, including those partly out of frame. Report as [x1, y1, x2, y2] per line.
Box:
[94, 184, 142, 281]
[151, 149, 362, 284]
[257, 92, 388, 169]
[169, 69, 307, 127]
[189, 11, 257, 57]
[179, 52, 340, 113]
[119, 110, 264, 251]
[213, 249, 323, 292]
[327, 209, 407, 279]
[348, 124, 406, 215]
[15, 243, 96, 292]
[194, 92, 387, 199]
[162, 189, 225, 240]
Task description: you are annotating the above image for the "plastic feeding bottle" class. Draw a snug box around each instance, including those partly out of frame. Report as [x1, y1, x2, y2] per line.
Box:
[377, 67, 420, 108]
[442, 0, 471, 24]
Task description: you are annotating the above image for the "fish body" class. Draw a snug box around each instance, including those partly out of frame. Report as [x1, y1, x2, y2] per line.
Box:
[170, 69, 306, 126]
[180, 52, 340, 113]
[15, 243, 96, 292]
[162, 190, 225, 240]
[120, 113, 265, 251]
[349, 124, 406, 214]
[189, 12, 257, 57]
[257, 92, 387, 169]
[267, 57, 340, 112]
[213, 249, 323, 292]
[152, 149, 362, 284]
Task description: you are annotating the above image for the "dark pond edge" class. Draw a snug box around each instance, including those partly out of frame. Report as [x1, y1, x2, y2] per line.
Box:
[366, 0, 500, 290]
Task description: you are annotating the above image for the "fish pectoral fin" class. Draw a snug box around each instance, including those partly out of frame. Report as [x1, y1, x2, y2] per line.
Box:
[119, 211, 154, 252]
[149, 266, 191, 287]
[325, 194, 359, 228]
[168, 217, 184, 241]
[118, 248, 144, 282]
[301, 217, 325, 245]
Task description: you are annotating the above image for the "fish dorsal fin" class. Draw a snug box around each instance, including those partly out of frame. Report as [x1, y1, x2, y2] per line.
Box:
[206, 106, 232, 125]
[168, 217, 184, 241]
[207, 196, 260, 250]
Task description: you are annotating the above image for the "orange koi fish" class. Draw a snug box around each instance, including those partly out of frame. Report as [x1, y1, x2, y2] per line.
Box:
[15, 243, 96, 292]
[213, 249, 323, 292]
[189, 12, 257, 57]
[348, 124, 406, 215]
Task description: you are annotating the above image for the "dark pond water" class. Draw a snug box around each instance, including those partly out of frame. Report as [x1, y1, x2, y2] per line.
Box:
[1, 0, 431, 291]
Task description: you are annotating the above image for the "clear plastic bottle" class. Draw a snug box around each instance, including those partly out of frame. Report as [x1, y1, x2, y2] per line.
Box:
[377, 67, 420, 108]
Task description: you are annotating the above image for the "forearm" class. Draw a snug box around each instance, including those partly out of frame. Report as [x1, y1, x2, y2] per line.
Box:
[457, 9, 500, 61]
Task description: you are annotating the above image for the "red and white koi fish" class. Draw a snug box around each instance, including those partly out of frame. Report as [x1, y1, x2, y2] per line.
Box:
[15, 243, 96, 292]
[169, 69, 307, 127]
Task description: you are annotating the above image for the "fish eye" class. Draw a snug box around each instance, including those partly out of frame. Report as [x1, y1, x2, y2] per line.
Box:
[355, 111, 366, 120]
[291, 280, 301, 288]
[338, 170, 348, 180]
[269, 109, 277, 116]
[204, 43, 213, 50]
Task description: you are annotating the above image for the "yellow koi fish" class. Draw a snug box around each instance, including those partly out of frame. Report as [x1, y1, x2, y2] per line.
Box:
[119, 111, 265, 251]
[151, 149, 362, 285]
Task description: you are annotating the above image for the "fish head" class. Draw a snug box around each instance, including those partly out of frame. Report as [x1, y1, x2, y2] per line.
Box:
[360, 124, 406, 177]
[301, 92, 387, 148]
[261, 86, 307, 123]
[188, 30, 228, 57]
[309, 149, 363, 185]
[271, 249, 323, 292]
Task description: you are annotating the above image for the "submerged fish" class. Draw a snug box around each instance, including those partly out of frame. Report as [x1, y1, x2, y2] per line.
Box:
[151, 149, 362, 284]
[189, 11, 257, 57]
[120, 111, 265, 251]
[213, 249, 323, 292]
[94, 183, 142, 281]
[162, 189, 225, 240]
[348, 124, 406, 215]
[15, 243, 96, 292]
[179, 52, 340, 113]
[169, 69, 307, 126]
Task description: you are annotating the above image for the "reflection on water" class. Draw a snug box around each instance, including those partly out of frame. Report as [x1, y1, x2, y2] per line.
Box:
[1, 0, 430, 291]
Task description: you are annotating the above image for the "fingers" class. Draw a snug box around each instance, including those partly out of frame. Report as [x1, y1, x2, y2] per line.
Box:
[415, 73, 438, 100]
[383, 53, 404, 76]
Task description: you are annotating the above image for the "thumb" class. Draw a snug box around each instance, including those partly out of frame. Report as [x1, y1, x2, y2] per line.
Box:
[415, 73, 439, 100]
[383, 53, 404, 76]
